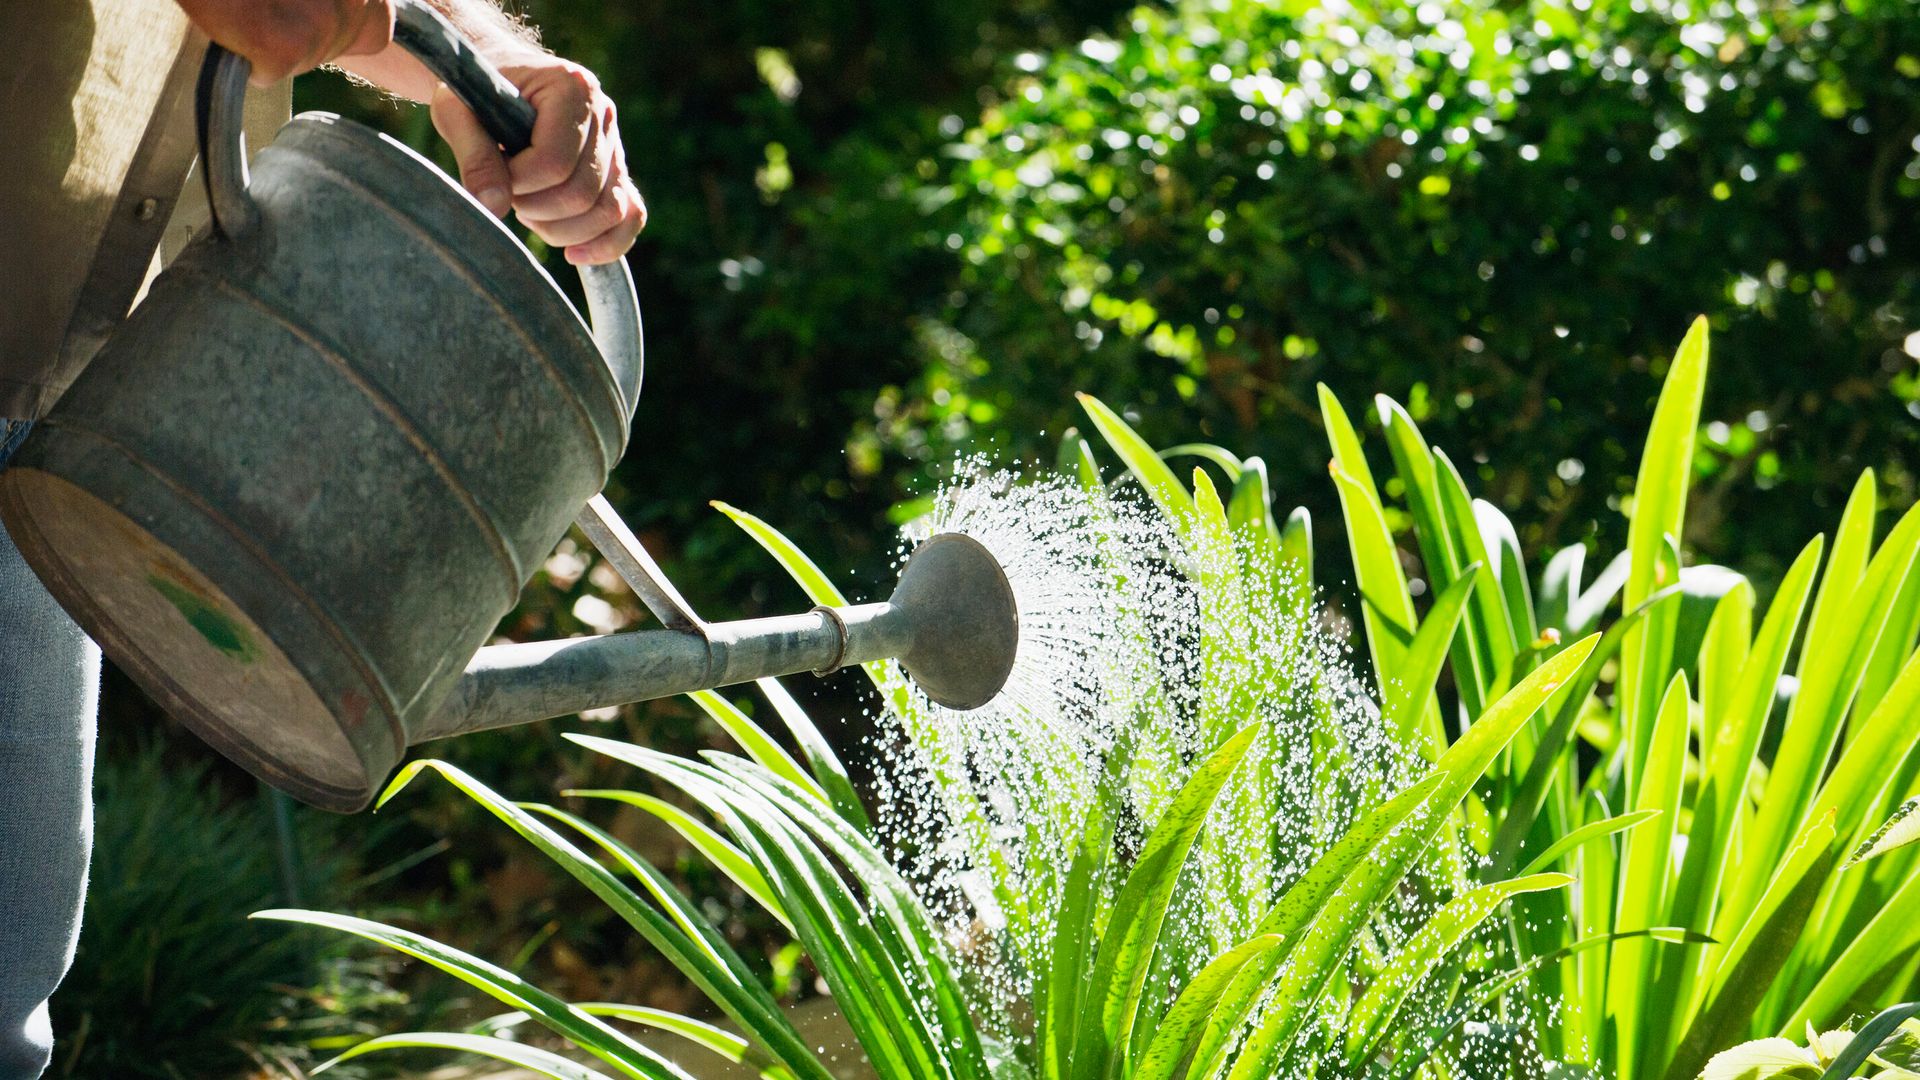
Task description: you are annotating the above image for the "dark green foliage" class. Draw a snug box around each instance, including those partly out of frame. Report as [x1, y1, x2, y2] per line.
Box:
[917, 0, 1920, 587]
[49, 743, 400, 1078]
[302, 0, 1920, 605]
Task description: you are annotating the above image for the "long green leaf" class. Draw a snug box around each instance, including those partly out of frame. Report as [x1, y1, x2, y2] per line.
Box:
[1376, 396, 1484, 713]
[1131, 935, 1286, 1080]
[564, 789, 792, 931]
[584, 741, 989, 1080]
[687, 690, 831, 808]
[1514, 809, 1660, 880]
[1229, 637, 1601, 1075]
[1742, 498, 1920, 913]
[1846, 795, 1920, 868]
[1074, 725, 1261, 1078]
[490, 1003, 793, 1078]
[1185, 771, 1452, 1080]
[1383, 928, 1715, 1080]
[710, 501, 851, 607]
[1477, 497, 1540, 657]
[753, 678, 871, 832]
[579, 743, 979, 1080]
[1669, 812, 1842, 1080]
[369, 761, 836, 1080]
[1078, 392, 1194, 525]
[1331, 466, 1420, 690]
[1039, 808, 1113, 1079]
[1670, 535, 1824, 970]
[1610, 672, 1691, 1080]
[1815, 1002, 1920, 1080]
[1619, 315, 1709, 795]
[703, 755, 990, 1080]
[1695, 580, 1756, 783]
[1160, 442, 1244, 481]
[1344, 873, 1574, 1070]
[1385, 568, 1477, 753]
[254, 911, 690, 1080]
[1486, 587, 1680, 878]
[1784, 868, 1920, 1032]
[1567, 550, 1632, 638]
[1433, 448, 1516, 715]
[1714, 473, 1872, 927]
[1323, 388, 1429, 740]
[318, 1032, 625, 1080]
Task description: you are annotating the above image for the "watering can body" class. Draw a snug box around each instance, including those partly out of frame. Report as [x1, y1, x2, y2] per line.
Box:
[0, 11, 640, 810]
[0, 4, 1017, 812]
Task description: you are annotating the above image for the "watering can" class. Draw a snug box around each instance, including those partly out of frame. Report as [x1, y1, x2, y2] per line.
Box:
[0, 1, 1017, 812]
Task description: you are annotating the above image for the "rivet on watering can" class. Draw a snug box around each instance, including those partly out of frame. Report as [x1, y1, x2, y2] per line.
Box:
[135, 197, 160, 221]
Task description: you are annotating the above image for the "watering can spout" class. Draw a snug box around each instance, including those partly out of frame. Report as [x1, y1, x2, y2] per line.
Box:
[415, 532, 1019, 744]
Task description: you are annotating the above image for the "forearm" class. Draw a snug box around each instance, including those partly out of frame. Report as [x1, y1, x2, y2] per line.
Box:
[332, 0, 544, 103]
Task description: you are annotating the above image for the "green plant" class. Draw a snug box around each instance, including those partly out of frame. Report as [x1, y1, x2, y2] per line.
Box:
[260, 452, 1641, 1077]
[263, 659, 1607, 1079]
[1103, 317, 1920, 1077]
[266, 320, 1919, 1079]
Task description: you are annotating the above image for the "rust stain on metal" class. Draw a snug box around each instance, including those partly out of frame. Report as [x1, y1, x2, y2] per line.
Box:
[337, 689, 371, 730]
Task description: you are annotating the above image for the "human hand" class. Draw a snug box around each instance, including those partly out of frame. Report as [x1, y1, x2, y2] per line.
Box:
[175, 0, 396, 85]
[430, 56, 647, 265]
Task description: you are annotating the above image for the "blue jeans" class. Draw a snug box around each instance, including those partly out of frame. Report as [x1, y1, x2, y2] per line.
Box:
[0, 420, 99, 1080]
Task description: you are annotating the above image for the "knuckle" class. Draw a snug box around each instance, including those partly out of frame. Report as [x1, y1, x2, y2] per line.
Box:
[561, 62, 601, 97]
[515, 154, 571, 193]
[556, 191, 595, 217]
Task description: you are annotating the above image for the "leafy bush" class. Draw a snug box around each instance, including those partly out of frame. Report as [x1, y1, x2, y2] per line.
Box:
[881, 0, 1920, 586]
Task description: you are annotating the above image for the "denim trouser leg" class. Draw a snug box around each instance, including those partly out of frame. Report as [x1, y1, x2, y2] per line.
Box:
[0, 421, 100, 1080]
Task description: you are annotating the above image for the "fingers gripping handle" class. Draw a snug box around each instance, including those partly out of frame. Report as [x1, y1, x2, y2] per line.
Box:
[387, 0, 646, 420]
[193, 0, 643, 422]
[390, 0, 534, 153]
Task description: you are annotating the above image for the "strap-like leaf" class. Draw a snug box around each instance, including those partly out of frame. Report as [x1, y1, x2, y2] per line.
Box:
[1131, 935, 1287, 1080]
[318, 1031, 625, 1080]
[370, 760, 835, 1080]
[1815, 1002, 1920, 1080]
[254, 911, 689, 1080]
[1077, 392, 1194, 525]
[1073, 726, 1261, 1078]
[1846, 795, 1920, 869]
[1344, 873, 1574, 1070]
[1513, 809, 1660, 880]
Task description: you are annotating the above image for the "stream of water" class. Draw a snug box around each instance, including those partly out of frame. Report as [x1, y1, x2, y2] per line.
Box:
[852, 466, 1551, 1075]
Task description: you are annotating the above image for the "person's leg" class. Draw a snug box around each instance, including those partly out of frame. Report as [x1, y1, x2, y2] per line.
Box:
[0, 420, 101, 1080]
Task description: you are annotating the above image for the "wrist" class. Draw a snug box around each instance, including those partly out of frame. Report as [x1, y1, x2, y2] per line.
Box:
[332, 0, 546, 103]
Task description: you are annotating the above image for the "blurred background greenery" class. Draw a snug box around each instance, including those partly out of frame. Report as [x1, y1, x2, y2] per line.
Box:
[68, 0, 1920, 1072]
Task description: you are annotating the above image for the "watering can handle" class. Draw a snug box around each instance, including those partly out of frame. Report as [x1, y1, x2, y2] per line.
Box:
[193, 0, 644, 422]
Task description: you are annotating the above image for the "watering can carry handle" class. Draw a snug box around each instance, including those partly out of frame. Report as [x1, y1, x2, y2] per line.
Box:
[194, 0, 643, 421]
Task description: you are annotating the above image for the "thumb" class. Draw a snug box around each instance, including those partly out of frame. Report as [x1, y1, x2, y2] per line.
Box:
[430, 85, 513, 218]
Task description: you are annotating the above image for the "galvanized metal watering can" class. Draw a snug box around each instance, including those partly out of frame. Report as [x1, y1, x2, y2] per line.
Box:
[0, 0, 1017, 812]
